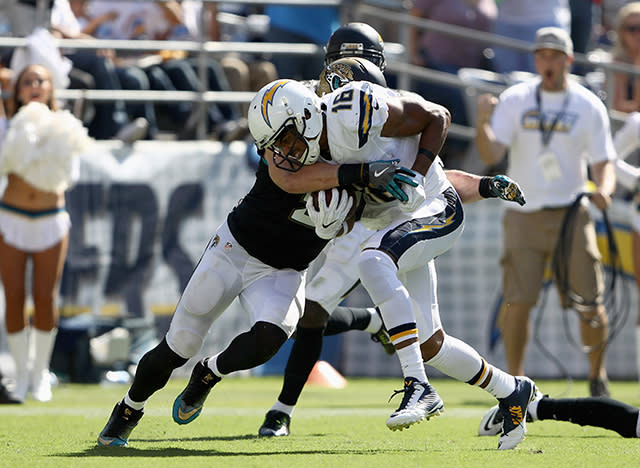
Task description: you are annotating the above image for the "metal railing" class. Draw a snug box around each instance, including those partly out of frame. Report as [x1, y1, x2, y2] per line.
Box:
[355, 2, 639, 123]
[0, 0, 341, 137]
[0, 0, 636, 138]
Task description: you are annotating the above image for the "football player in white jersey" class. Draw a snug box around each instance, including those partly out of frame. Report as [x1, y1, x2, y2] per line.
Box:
[258, 55, 528, 440]
[236, 77, 534, 450]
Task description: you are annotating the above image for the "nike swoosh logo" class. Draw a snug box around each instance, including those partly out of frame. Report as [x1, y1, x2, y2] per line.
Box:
[483, 416, 497, 433]
[321, 220, 338, 229]
[177, 405, 201, 421]
[97, 435, 117, 446]
[373, 167, 390, 177]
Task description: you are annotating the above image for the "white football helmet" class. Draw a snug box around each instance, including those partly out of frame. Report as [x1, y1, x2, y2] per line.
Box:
[248, 79, 323, 171]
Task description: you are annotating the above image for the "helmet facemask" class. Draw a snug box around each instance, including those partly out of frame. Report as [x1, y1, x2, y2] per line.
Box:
[270, 114, 319, 172]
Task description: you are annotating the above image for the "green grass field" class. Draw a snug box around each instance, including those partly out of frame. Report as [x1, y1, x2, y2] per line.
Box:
[1, 377, 639, 468]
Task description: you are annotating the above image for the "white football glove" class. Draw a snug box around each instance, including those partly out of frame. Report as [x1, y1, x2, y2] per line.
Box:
[306, 188, 354, 239]
[399, 172, 426, 213]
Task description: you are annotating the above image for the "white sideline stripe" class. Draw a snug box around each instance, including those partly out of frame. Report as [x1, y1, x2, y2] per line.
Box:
[0, 406, 487, 418]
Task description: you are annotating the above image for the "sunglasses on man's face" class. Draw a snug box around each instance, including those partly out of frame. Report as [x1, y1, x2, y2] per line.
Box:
[625, 25, 640, 33]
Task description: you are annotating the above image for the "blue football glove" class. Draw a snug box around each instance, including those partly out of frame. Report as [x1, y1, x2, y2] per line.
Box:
[366, 160, 418, 202]
[487, 175, 526, 206]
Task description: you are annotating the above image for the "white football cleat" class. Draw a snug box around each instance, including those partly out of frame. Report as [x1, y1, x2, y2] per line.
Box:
[386, 377, 444, 431]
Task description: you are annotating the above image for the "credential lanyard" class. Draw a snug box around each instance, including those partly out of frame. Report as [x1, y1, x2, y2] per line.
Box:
[535, 84, 570, 147]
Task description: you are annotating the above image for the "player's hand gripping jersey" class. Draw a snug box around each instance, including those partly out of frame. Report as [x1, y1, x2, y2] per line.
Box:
[320, 81, 451, 230]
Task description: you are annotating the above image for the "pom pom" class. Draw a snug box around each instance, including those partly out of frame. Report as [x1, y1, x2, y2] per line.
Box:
[0, 102, 93, 192]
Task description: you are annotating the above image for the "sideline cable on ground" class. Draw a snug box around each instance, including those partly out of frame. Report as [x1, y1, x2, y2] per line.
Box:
[532, 193, 631, 391]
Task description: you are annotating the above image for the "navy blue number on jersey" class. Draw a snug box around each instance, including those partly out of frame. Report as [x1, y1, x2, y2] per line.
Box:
[330, 84, 376, 148]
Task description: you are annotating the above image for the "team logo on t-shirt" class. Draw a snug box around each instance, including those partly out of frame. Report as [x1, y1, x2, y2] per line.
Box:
[521, 109, 578, 133]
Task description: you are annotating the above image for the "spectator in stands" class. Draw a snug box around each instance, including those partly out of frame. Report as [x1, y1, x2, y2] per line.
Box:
[78, 0, 159, 139]
[7, 0, 53, 37]
[0, 64, 91, 402]
[408, 0, 497, 168]
[492, 0, 571, 74]
[196, 1, 277, 116]
[264, 4, 339, 81]
[51, 0, 149, 141]
[148, 0, 248, 140]
[83, 0, 243, 141]
[600, 0, 638, 45]
[611, 2, 640, 112]
[475, 27, 616, 397]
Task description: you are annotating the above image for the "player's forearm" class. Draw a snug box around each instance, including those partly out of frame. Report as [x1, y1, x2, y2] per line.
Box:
[268, 159, 340, 194]
[383, 96, 449, 176]
[414, 105, 450, 175]
[445, 170, 483, 203]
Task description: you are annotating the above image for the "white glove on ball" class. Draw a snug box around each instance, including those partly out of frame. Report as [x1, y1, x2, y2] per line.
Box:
[306, 188, 354, 239]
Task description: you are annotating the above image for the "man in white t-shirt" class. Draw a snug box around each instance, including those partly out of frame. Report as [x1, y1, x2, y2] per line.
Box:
[475, 26, 617, 397]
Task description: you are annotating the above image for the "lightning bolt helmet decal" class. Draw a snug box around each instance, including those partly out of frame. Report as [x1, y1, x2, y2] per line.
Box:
[261, 80, 290, 128]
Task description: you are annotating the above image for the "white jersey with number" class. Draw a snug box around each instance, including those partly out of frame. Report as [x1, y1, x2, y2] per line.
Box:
[320, 81, 451, 230]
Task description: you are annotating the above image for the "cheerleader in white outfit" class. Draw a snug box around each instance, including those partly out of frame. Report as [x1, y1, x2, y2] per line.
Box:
[0, 64, 92, 402]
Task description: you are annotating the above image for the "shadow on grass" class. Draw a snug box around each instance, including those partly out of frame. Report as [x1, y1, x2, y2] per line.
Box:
[56, 435, 423, 458]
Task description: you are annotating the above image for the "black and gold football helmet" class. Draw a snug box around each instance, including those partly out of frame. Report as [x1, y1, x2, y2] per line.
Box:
[317, 57, 387, 97]
[324, 22, 386, 71]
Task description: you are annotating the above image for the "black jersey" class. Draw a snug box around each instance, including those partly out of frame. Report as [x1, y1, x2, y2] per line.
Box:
[227, 159, 329, 271]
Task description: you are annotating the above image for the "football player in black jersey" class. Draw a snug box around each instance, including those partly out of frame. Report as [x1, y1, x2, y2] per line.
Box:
[95, 81, 416, 448]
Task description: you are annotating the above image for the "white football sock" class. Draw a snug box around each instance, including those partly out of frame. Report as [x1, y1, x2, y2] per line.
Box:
[425, 335, 514, 398]
[364, 308, 382, 334]
[397, 342, 428, 382]
[124, 393, 145, 410]
[206, 353, 225, 378]
[272, 400, 295, 416]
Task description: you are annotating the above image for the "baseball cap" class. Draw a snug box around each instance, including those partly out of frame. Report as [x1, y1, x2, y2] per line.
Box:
[533, 27, 573, 56]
